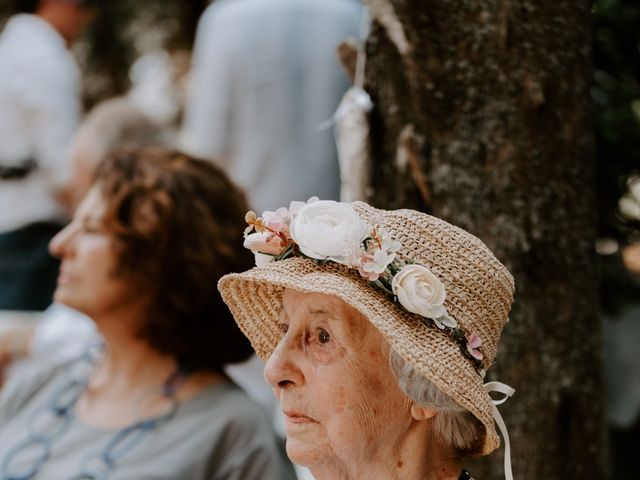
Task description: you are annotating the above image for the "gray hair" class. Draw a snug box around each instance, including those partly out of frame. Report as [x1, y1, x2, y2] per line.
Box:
[67, 97, 172, 209]
[74, 97, 170, 170]
[389, 349, 483, 454]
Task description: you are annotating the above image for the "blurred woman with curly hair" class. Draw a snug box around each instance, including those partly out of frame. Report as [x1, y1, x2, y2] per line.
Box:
[0, 148, 295, 479]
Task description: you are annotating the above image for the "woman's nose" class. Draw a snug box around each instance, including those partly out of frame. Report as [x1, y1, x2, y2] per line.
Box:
[264, 336, 304, 389]
[49, 223, 74, 258]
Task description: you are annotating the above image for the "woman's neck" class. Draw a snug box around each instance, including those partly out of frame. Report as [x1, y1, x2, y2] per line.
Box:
[75, 309, 222, 429]
[92, 334, 177, 394]
[310, 420, 463, 480]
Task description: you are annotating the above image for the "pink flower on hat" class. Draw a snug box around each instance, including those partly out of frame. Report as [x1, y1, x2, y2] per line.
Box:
[466, 333, 484, 361]
[360, 248, 396, 281]
[262, 207, 292, 236]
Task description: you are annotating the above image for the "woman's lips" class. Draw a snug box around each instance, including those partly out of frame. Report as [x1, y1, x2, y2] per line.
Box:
[284, 411, 318, 424]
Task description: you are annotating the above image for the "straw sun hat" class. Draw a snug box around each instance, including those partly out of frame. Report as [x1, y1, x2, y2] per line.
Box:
[218, 200, 515, 457]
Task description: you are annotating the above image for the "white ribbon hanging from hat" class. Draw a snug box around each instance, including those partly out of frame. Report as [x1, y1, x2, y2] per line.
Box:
[483, 381, 515, 480]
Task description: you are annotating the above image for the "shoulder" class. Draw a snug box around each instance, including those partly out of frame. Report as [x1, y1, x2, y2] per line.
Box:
[203, 0, 361, 21]
[0, 356, 69, 424]
[1, 16, 68, 61]
[190, 381, 276, 443]
[198, 0, 244, 31]
[0, 15, 78, 93]
[197, 0, 361, 49]
[174, 381, 295, 479]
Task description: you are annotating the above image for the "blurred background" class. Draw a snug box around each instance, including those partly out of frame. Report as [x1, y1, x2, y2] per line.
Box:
[0, 0, 207, 110]
[593, 0, 640, 477]
[0, 0, 638, 478]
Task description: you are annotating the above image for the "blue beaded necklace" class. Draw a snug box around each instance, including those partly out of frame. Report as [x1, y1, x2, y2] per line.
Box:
[1, 346, 189, 480]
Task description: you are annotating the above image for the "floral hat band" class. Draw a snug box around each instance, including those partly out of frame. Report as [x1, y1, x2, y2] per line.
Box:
[243, 198, 485, 372]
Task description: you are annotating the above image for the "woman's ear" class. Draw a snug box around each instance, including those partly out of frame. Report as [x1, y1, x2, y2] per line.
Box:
[411, 403, 437, 421]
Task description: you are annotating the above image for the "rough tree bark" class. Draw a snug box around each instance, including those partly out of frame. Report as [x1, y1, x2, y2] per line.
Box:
[362, 1, 608, 478]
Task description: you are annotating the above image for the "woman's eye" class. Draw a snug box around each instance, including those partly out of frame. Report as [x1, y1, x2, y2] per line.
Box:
[318, 329, 330, 344]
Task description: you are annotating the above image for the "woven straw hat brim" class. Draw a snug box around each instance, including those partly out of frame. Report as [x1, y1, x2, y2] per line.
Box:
[218, 257, 500, 455]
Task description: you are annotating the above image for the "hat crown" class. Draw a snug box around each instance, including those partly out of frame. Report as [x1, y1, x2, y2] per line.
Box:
[353, 202, 515, 368]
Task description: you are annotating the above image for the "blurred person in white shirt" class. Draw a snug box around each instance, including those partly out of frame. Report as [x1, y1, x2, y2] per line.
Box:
[0, 0, 95, 311]
[181, 0, 363, 214]
[0, 96, 168, 380]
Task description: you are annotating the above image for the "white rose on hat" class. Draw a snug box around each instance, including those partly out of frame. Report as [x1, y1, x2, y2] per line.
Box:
[290, 200, 370, 264]
[391, 264, 447, 320]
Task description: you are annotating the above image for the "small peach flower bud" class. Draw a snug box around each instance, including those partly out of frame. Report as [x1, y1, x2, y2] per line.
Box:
[243, 232, 285, 255]
[245, 211, 257, 224]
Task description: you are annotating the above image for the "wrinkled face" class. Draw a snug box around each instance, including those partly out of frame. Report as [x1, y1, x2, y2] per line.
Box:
[49, 187, 137, 318]
[264, 289, 414, 471]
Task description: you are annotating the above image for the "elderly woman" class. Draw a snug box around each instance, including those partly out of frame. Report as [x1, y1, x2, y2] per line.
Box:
[0, 148, 295, 479]
[219, 199, 516, 480]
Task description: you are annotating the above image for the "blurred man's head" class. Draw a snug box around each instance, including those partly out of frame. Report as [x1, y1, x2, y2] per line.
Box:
[68, 97, 169, 210]
[35, 0, 96, 45]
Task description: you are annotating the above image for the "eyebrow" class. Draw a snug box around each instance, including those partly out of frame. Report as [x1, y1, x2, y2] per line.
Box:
[279, 299, 341, 322]
[278, 298, 330, 315]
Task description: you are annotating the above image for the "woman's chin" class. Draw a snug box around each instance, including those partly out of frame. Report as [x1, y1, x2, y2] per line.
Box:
[285, 438, 330, 470]
[52, 289, 81, 312]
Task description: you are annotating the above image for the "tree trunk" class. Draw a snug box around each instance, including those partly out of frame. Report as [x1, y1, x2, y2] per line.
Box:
[363, 1, 608, 478]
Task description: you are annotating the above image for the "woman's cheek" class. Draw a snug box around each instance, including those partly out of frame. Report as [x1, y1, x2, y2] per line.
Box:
[309, 344, 337, 364]
[307, 337, 346, 364]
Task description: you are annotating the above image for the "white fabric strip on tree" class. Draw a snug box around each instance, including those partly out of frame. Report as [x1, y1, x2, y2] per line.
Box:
[333, 8, 373, 202]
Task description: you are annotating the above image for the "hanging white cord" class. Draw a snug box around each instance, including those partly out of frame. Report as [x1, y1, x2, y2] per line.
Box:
[353, 8, 370, 89]
[483, 381, 515, 480]
[318, 8, 372, 131]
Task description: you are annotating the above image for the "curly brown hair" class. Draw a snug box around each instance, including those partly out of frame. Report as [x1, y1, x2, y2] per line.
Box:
[94, 147, 254, 372]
